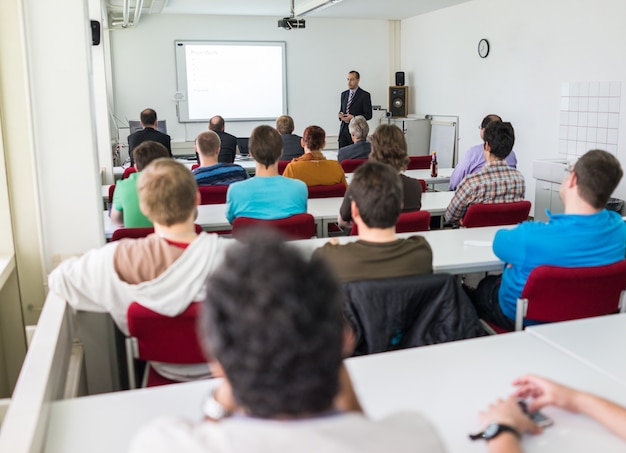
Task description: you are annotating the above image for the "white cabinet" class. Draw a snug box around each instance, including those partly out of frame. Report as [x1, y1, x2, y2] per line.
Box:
[534, 180, 564, 222]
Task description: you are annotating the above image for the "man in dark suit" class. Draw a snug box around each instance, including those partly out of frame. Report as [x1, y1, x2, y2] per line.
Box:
[338, 71, 372, 149]
[127, 108, 172, 165]
[338, 115, 371, 162]
[276, 115, 304, 161]
[209, 115, 238, 164]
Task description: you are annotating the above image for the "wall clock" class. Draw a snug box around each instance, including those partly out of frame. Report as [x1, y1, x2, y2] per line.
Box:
[478, 39, 490, 58]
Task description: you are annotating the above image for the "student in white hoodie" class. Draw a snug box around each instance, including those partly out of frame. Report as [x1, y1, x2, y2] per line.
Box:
[48, 158, 234, 381]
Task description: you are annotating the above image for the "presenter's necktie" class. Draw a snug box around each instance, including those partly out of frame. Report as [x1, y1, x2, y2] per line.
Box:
[346, 90, 355, 113]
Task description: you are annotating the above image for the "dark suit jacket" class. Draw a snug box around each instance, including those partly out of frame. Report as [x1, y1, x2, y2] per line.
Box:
[280, 134, 304, 161]
[337, 140, 371, 162]
[127, 128, 172, 165]
[339, 87, 372, 148]
[216, 131, 238, 164]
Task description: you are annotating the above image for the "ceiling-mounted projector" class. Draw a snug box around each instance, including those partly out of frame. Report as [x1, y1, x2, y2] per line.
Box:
[277, 17, 306, 29]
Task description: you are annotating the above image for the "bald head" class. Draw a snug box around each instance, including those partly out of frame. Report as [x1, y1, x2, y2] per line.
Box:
[209, 115, 225, 132]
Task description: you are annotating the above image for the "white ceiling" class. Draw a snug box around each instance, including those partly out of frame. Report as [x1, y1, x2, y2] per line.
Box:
[107, 0, 474, 22]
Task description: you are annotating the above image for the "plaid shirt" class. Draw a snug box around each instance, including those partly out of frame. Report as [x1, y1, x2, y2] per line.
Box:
[445, 160, 525, 225]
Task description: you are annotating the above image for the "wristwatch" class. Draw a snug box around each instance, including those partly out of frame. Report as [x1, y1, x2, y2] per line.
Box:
[201, 388, 229, 421]
[469, 423, 520, 441]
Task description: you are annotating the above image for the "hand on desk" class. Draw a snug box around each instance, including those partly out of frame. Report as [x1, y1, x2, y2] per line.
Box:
[479, 394, 541, 435]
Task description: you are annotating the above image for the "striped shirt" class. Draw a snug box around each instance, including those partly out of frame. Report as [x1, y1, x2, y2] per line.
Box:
[193, 163, 248, 186]
[444, 160, 525, 225]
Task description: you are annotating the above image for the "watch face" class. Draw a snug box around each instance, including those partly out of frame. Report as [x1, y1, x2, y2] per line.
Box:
[483, 423, 499, 438]
[478, 39, 490, 58]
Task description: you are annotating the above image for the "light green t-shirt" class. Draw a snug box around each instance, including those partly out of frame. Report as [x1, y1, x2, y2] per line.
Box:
[112, 172, 152, 228]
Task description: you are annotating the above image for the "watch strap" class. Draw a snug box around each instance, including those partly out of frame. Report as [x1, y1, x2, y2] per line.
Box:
[469, 423, 520, 441]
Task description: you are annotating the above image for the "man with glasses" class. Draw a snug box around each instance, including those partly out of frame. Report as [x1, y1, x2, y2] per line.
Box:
[449, 114, 517, 190]
[467, 149, 626, 330]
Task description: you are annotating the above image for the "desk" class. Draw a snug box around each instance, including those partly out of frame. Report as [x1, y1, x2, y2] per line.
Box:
[42, 332, 626, 453]
[293, 225, 504, 275]
[345, 167, 453, 186]
[526, 314, 626, 385]
[113, 159, 196, 181]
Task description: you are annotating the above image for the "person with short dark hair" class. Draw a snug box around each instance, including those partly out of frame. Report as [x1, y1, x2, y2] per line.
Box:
[225, 125, 307, 223]
[49, 159, 234, 381]
[129, 233, 445, 453]
[127, 108, 172, 165]
[449, 114, 518, 190]
[339, 124, 422, 227]
[314, 161, 432, 283]
[111, 141, 170, 227]
[468, 149, 626, 330]
[208, 115, 238, 164]
[283, 125, 347, 187]
[338, 71, 373, 148]
[193, 131, 248, 186]
[276, 115, 304, 161]
[338, 115, 371, 162]
[444, 121, 525, 226]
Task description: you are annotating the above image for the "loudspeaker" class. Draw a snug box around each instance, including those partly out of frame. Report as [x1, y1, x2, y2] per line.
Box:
[91, 20, 101, 46]
[389, 86, 408, 118]
[395, 71, 405, 86]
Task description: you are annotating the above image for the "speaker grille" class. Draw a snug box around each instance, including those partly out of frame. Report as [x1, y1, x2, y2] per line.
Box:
[389, 86, 408, 118]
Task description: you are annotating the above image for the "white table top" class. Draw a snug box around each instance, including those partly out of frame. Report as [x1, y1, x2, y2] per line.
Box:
[526, 313, 626, 385]
[345, 167, 453, 185]
[43, 331, 626, 453]
[293, 225, 504, 275]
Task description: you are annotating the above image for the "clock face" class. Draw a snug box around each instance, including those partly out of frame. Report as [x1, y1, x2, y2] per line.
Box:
[478, 39, 490, 58]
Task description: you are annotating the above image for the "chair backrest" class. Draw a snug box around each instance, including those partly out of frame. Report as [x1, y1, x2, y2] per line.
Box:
[277, 160, 290, 175]
[307, 183, 347, 198]
[342, 274, 484, 356]
[111, 224, 203, 241]
[462, 200, 531, 228]
[350, 210, 431, 236]
[340, 158, 368, 173]
[516, 260, 626, 330]
[198, 185, 228, 205]
[122, 167, 137, 179]
[191, 163, 200, 170]
[232, 213, 316, 240]
[127, 302, 206, 364]
[407, 155, 431, 170]
[418, 179, 427, 193]
[108, 184, 116, 203]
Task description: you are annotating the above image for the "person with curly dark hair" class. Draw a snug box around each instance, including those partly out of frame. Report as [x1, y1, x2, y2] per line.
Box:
[129, 231, 444, 453]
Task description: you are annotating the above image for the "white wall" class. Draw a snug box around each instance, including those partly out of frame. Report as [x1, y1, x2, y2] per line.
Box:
[109, 14, 393, 142]
[402, 0, 626, 213]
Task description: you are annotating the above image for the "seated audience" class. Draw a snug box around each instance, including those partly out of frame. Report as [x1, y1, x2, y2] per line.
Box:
[127, 108, 172, 166]
[112, 141, 170, 227]
[314, 161, 432, 283]
[193, 130, 248, 186]
[226, 125, 307, 223]
[467, 149, 626, 330]
[209, 115, 238, 164]
[129, 232, 445, 453]
[444, 121, 525, 226]
[449, 114, 517, 191]
[339, 123, 422, 227]
[337, 115, 371, 162]
[276, 115, 304, 161]
[283, 125, 348, 187]
[477, 374, 626, 450]
[49, 159, 234, 381]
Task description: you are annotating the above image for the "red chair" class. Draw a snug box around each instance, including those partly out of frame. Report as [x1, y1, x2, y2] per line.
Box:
[278, 160, 290, 175]
[122, 167, 137, 179]
[125, 302, 207, 388]
[191, 163, 200, 170]
[232, 213, 316, 240]
[482, 260, 626, 334]
[418, 179, 427, 193]
[308, 183, 347, 199]
[108, 184, 116, 203]
[340, 159, 368, 173]
[462, 201, 531, 228]
[350, 210, 431, 236]
[111, 224, 203, 241]
[198, 185, 228, 205]
[407, 155, 431, 170]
